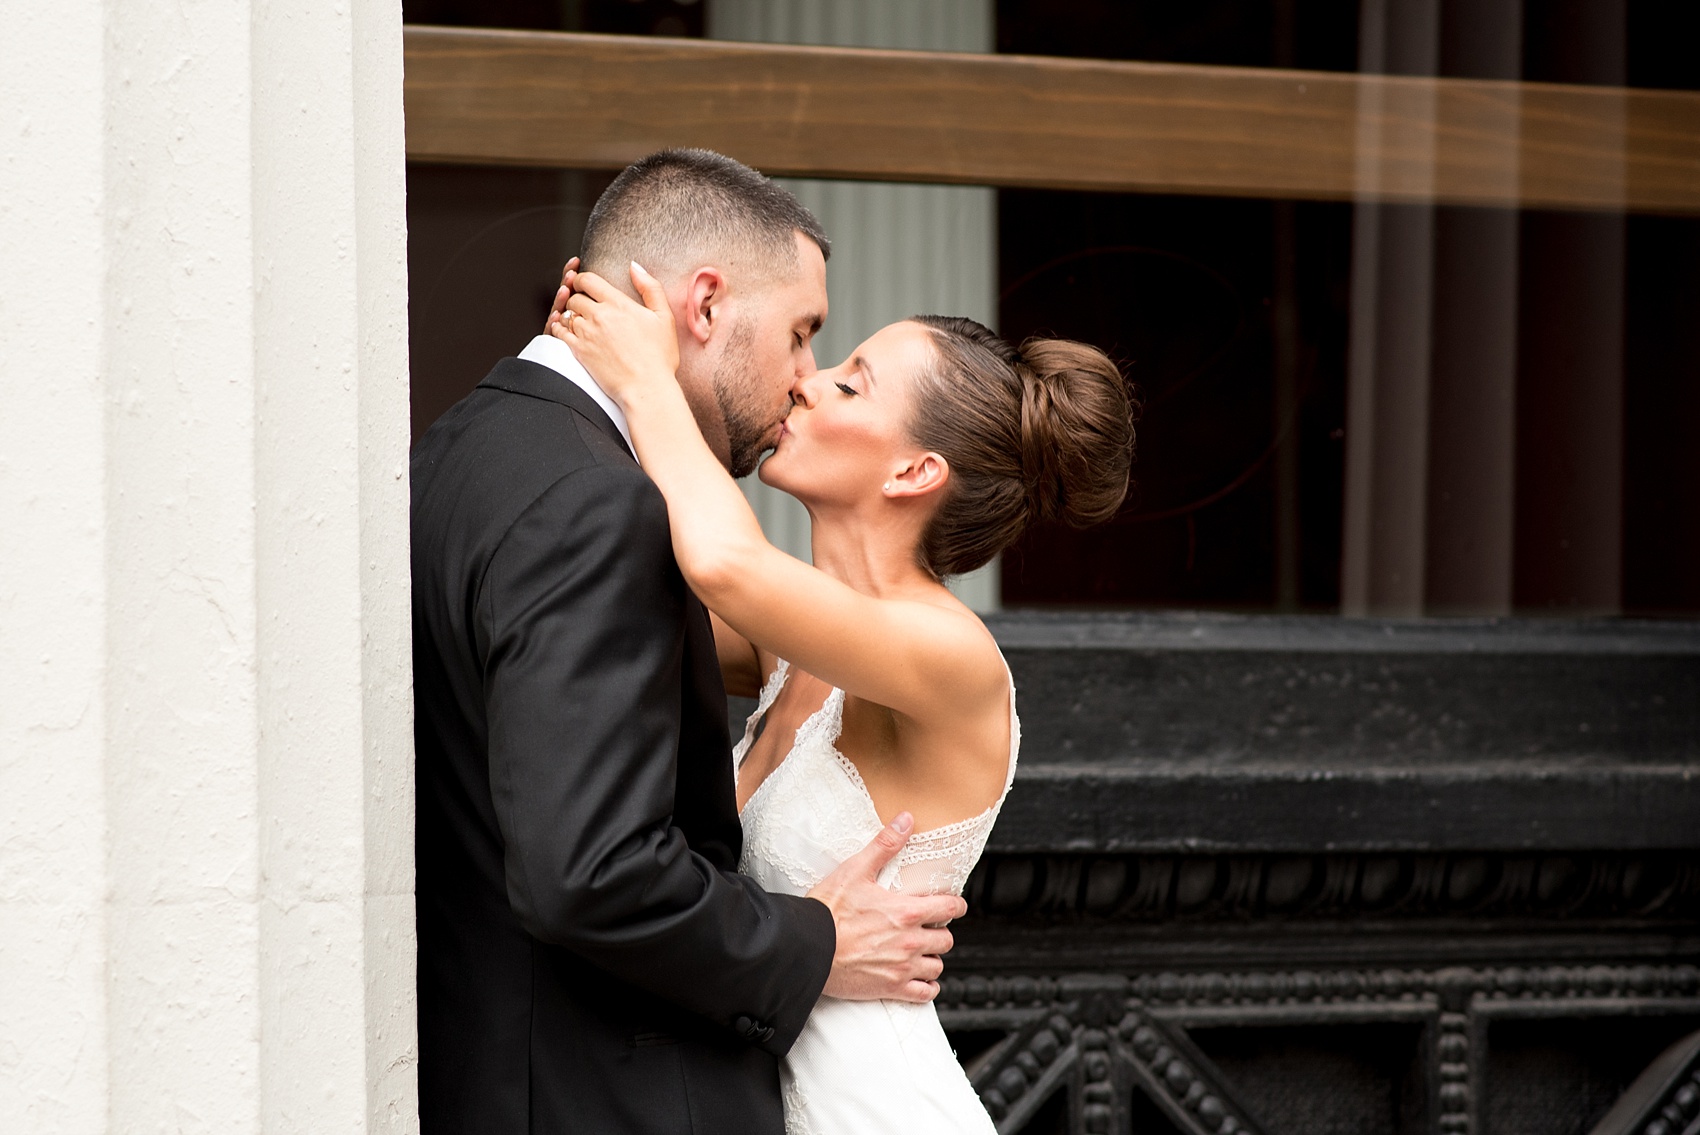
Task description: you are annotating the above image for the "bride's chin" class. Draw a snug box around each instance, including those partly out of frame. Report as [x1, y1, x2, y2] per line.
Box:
[756, 454, 815, 507]
[756, 454, 787, 490]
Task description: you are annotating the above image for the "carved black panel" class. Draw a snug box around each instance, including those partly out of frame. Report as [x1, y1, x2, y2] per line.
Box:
[927, 615, 1700, 1135]
[1565, 1024, 1700, 1135]
[967, 852, 1700, 924]
[939, 965, 1700, 1135]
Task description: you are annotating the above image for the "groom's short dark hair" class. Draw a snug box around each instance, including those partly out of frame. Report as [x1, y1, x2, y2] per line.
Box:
[580, 149, 830, 287]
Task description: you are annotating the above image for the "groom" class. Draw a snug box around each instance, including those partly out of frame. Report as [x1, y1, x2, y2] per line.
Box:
[412, 148, 967, 1134]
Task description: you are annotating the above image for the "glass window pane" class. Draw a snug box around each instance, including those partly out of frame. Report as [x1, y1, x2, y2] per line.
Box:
[403, 1, 1700, 618]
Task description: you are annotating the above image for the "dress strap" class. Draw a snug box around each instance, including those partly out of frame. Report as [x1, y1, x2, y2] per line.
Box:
[733, 658, 792, 771]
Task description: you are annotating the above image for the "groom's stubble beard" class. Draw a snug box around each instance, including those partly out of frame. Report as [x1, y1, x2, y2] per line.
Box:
[712, 317, 778, 479]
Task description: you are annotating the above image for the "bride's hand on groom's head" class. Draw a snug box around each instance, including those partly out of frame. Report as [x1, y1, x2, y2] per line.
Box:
[551, 262, 681, 406]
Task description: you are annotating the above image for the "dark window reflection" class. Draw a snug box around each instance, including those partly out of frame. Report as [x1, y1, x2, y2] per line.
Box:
[996, 0, 1699, 91]
[401, 0, 697, 439]
[996, 0, 1359, 73]
[1620, 216, 1700, 616]
[992, 0, 1700, 617]
[408, 168, 614, 441]
[995, 190, 1700, 618]
[997, 194, 1351, 612]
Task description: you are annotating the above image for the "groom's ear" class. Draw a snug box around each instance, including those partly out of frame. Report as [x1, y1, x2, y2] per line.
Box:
[680, 266, 728, 347]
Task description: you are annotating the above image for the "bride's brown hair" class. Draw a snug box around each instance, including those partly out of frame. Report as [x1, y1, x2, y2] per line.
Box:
[906, 316, 1137, 578]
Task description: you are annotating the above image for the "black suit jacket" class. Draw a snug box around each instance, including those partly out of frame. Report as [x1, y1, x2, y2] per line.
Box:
[412, 357, 836, 1134]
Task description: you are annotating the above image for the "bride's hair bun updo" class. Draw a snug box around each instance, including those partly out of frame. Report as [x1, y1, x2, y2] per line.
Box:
[908, 315, 1138, 579]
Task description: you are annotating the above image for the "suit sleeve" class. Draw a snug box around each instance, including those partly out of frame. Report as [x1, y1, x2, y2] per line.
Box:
[479, 462, 835, 1054]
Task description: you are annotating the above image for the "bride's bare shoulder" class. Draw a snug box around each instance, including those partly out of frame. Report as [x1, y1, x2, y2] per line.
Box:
[896, 589, 1010, 715]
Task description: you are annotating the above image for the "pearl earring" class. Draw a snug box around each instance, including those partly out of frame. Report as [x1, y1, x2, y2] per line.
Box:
[883, 482, 892, 491]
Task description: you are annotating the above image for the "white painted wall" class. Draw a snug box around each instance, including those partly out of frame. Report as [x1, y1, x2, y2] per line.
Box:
[0, 1, 416, 1131]
[708, 0, 1004, 610]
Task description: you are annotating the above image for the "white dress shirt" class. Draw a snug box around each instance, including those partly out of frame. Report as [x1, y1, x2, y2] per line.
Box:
[517, 334, 637, 460]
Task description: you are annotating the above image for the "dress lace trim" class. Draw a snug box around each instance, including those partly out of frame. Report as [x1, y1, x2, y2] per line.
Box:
[734, 655, 1019, 898]
[732, 658, 793, 774]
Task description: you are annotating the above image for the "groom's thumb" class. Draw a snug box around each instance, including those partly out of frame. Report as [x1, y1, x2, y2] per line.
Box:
[629, 261, 667, 313]
[857, 812, 914, 878]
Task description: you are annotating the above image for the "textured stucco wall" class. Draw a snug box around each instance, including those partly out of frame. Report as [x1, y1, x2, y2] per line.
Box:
[1, 3, 112, 1130]
[1, 2, 416, 1131]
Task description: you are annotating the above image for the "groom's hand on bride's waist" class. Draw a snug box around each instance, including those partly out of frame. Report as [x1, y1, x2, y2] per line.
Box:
[807, 813, 966, 1004]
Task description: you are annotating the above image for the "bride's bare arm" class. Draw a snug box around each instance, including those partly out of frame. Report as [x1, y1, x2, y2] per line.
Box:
[548, 261, 769, 700]
[553, 267, 1005, 722]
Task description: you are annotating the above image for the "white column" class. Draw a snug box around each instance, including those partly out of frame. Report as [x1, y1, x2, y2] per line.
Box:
[1, 1, 415, 1132]
[0, 4, 111, 1130]
[708, 0, 1003, 610]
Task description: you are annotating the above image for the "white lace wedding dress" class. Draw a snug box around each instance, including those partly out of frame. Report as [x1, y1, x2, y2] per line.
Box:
[734, 659, 1019, 1135]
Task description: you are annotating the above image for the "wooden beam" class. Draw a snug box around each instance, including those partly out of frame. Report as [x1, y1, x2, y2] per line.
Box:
[403, 26, 1700, 214]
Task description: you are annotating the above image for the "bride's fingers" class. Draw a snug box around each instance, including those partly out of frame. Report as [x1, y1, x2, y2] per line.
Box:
[553, 301, 595, 342]
[629, 261, 670, 316]
[568, 270, 619, 303]
[563, 292, 602, 327]
[544, 285, 571, 331]
[543, 258, 582, 330]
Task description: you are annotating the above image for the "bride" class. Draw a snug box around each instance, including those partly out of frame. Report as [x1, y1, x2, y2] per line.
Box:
[550, 263, 1135, 1132]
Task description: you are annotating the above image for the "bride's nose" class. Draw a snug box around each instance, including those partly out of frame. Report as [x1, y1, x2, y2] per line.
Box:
[789, 371, 821, 409]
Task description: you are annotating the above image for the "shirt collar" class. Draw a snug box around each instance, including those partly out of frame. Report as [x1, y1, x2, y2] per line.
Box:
[516, 334, 636, 460]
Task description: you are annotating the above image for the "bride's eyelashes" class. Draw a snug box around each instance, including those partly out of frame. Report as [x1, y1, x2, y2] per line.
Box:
[835, 382, 859, 397]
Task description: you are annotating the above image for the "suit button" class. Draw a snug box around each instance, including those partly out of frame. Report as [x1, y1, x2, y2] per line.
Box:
[734, 1014, 765, 1041]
